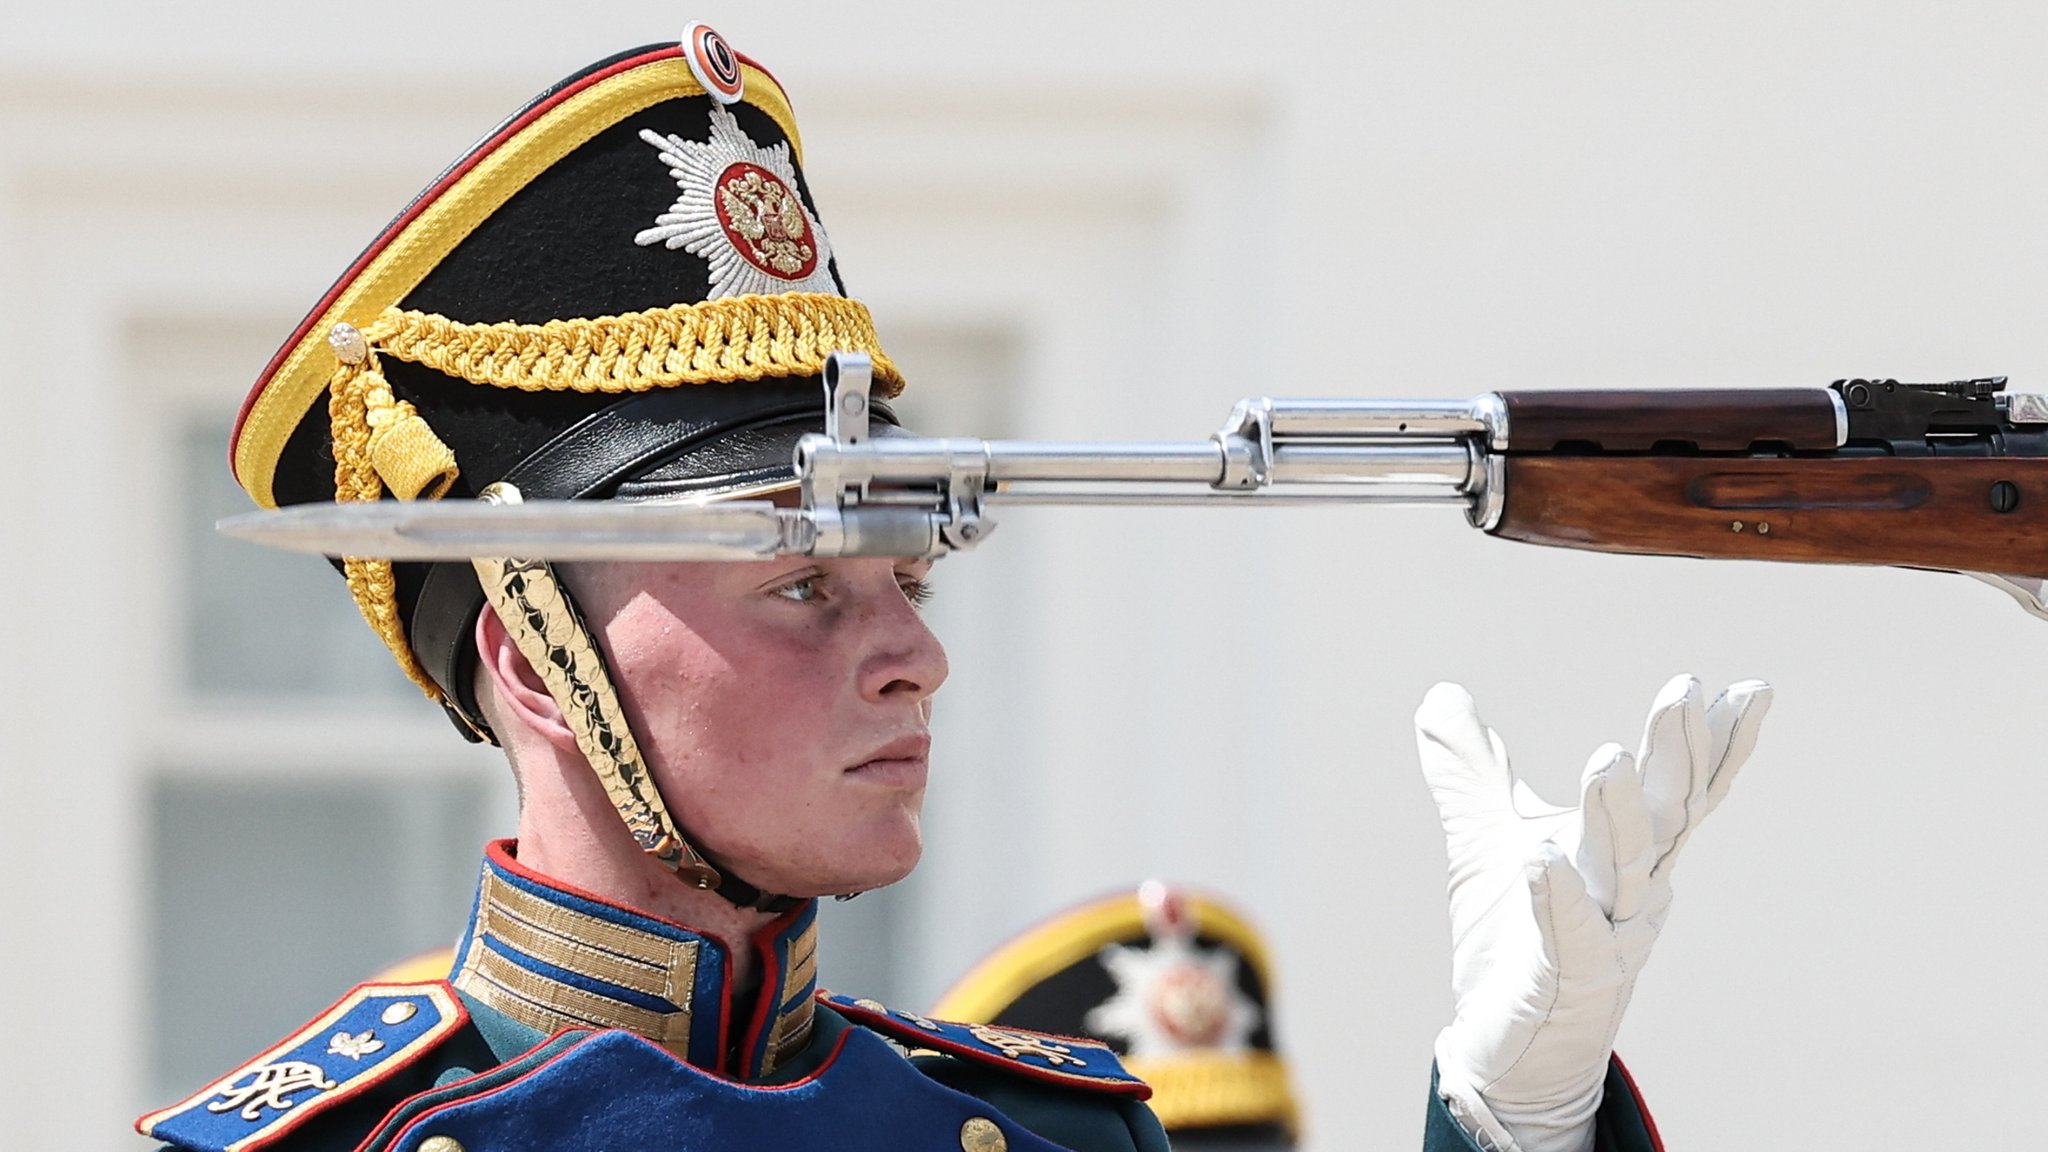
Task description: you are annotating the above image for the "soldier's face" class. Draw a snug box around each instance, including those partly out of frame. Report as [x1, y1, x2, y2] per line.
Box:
[568, 555, 947, 897]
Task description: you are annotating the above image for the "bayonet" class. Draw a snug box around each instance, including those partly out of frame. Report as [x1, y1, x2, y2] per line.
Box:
[219, 353, 2048, 619]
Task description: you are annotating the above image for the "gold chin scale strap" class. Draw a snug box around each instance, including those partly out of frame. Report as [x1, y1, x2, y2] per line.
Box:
[469, 527, 802, 911]
[466, 490, 720, 890]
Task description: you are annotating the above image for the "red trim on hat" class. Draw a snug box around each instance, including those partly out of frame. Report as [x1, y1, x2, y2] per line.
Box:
[229, 45, 684, 480]
[732, 50, 784, 94]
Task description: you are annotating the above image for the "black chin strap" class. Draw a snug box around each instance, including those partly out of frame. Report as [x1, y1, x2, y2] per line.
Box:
[692, 846, 805, 914]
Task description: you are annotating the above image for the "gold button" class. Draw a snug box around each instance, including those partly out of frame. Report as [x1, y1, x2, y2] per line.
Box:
[381, 1001, 419, 1025]
[960, 1116, 1007, 1152]
[417, 1137, 465, 1152]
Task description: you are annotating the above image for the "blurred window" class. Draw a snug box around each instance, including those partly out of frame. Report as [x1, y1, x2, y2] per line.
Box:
[148, 773, 490, 1091]
[180, 417, 421, 701]
[144, 319, 505, 1102]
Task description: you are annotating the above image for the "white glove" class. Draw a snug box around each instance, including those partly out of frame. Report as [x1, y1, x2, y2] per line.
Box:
[1418, 674, 1772, 1152]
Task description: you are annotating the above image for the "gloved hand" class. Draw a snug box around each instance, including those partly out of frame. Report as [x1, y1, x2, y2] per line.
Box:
[1418, 675, 1772, 1152]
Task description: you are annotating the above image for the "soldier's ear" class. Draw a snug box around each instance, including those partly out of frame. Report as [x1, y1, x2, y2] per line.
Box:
[474, 605, 576, 751]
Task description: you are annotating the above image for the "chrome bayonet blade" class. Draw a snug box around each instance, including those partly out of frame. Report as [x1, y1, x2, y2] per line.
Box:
[217, 500, 811, 560]
[1967, 572, 2048, 622]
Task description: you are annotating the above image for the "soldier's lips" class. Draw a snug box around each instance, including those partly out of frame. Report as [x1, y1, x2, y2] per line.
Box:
[847, 733, 930, 788]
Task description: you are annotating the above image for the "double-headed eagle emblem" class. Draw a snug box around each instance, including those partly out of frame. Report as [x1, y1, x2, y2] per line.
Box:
[634, 107, 840, 299]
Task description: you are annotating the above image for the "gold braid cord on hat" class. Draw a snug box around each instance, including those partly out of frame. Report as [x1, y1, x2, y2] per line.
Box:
[323, 291, 901, 697]
[372, 293, 902, 397]
[469, 548, 720, 888]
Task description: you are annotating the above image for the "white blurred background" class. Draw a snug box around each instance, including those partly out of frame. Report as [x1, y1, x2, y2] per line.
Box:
[4, 2, 2047, 1147]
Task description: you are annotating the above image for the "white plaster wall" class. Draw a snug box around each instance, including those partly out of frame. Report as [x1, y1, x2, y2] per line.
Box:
[5, 3, 2048, 1148]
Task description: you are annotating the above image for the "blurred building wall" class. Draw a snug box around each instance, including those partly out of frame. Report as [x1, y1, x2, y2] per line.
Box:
[4, 3, 2048, 1148]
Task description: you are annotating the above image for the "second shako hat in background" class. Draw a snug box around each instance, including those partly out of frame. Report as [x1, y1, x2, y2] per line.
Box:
[932, 882, 1303, 1148]
[227, 24, 905, 739]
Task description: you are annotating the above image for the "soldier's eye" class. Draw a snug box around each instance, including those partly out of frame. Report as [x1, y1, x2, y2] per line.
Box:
[898, 576, 934, 608]
[772, 574, 825, 603]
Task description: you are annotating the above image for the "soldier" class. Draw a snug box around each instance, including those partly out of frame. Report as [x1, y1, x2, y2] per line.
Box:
[932, 882, 1303, 1151]
[135, 26, 1771, 1152]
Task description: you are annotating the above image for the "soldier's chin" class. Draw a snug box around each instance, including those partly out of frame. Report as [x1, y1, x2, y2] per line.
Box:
[820, 821, 924, 897]
[736, 815, 922, 900]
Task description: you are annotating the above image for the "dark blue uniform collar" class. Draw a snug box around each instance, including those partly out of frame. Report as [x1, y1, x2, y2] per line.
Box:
[448, 840, 819, 1079]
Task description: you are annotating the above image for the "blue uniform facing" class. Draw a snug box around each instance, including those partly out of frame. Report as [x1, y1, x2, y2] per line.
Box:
[138, 843, 1667, 1152]
[140, 842, 1169, 1152]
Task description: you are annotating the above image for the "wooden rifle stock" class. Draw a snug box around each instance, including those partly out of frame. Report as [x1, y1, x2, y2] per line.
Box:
[1486, 384, 2048, 579]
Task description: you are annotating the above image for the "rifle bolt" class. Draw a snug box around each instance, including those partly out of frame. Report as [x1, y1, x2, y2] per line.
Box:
[1991, 480, 2021, 514]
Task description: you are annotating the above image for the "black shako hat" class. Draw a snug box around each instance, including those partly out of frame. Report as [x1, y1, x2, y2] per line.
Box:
[931, 883, 1303, 1147]
[230, 26, 902, 735]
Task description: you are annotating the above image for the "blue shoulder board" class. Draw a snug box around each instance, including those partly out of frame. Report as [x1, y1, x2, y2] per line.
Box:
[822, 992, 1152, 1100]
[138, 981, 467, 1152]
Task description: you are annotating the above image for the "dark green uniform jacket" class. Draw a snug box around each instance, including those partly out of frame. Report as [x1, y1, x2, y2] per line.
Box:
[1424, 1061, 1665, 1152]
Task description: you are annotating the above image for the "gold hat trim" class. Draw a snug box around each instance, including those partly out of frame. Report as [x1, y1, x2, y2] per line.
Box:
[928, 892, 1277, 1025]
[236, 52, 801, 509]
[1122, 1051, 1301, 1137]
[362, 292, 901, 397]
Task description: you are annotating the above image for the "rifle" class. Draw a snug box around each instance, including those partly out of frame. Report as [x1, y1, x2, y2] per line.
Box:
[221, 354, 2048, 620]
